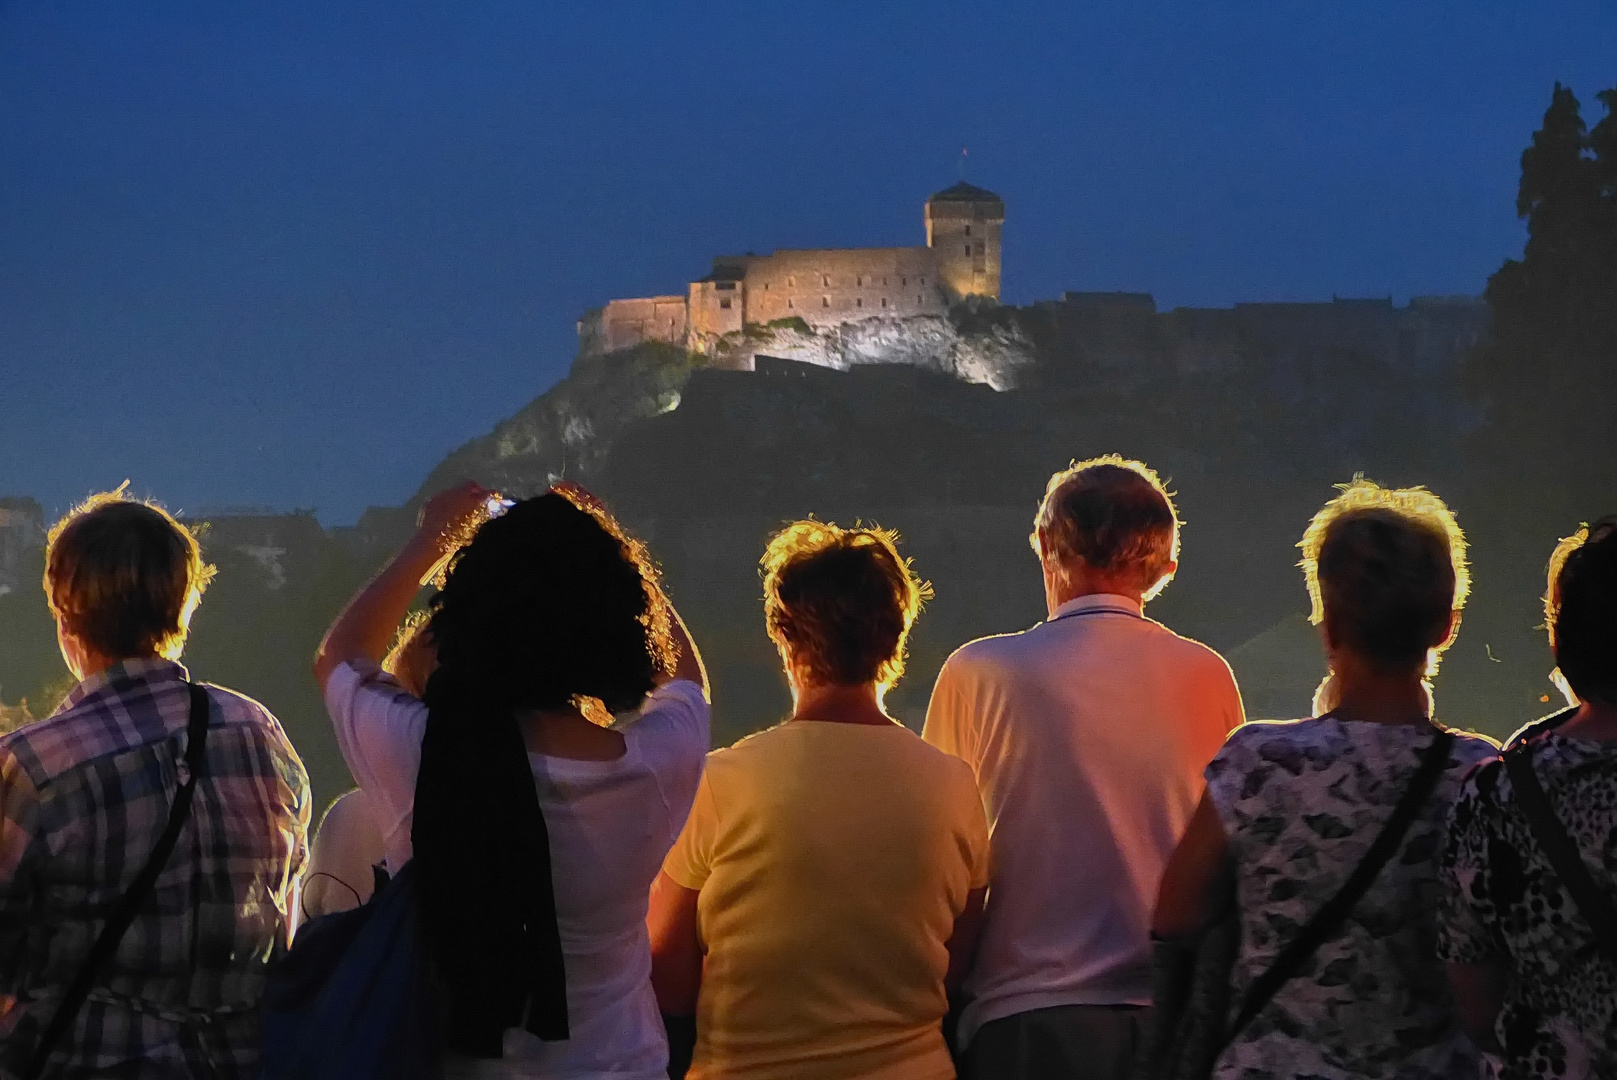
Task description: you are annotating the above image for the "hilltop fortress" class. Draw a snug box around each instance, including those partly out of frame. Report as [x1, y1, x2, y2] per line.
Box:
[578, 183, 1005, 358]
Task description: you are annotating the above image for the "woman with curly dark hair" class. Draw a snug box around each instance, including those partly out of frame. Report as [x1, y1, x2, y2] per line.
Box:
[315, 481, 709, 1079]
[647, 520, 989, 1080]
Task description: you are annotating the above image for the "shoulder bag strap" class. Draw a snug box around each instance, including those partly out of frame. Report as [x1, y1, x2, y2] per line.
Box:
[1503, 742, 1617, 963]
[22, 683, 212, 1080]
[1224, 727, 1456, 1044]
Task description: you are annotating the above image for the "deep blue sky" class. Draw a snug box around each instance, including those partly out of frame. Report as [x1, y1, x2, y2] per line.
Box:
[2, 2, 1613, 524]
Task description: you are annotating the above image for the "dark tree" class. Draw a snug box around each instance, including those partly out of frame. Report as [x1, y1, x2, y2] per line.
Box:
[1465, 83, 1617, 518]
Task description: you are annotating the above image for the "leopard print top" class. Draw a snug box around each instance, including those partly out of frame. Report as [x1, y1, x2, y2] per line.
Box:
[1439, 732, 1617, 1080]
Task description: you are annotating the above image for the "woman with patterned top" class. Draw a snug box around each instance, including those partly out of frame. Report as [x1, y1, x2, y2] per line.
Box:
[1440, 517, 1617, 1079]
[1153, 478, 1495, 1079]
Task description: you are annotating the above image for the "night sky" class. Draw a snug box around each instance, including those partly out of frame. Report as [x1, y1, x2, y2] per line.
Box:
[3, 2, 1613, 524]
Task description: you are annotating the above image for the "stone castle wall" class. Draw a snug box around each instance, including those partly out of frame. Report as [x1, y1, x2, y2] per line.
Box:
[685, 247, 949, 350]
[578, 296, 688, 355]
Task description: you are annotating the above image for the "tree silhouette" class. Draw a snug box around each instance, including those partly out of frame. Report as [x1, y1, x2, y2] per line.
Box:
[1466, 82, 1617, 521]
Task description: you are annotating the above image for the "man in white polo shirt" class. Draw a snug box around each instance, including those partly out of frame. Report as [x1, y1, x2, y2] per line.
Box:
[923, 455, 1244, 1080]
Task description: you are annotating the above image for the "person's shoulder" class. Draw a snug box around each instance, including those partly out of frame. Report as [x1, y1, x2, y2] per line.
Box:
[1143, 620, 1239, 678]
[1221, 716, 1326, 748]
[203, 681, 281, 729]
[940, 627, 1043, 681]
[1445, 729, 1502, 768]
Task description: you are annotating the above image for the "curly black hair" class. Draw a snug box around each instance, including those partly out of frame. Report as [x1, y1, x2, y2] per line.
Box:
[411, 490, 674, 1055]
[424, 491, 673, 713]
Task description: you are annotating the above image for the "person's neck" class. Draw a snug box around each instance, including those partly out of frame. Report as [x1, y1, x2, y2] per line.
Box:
[1047, 580, 1143, 619]
[73, 650, 158, 683]
[1329, 670, 1433, 727]
[1559, 699, 1617, 742]
[518, 705, 627, 760]
[789, 682, 895, 727]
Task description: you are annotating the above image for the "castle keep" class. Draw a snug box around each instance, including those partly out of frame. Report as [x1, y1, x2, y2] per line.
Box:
[578, 183, 1004, 357]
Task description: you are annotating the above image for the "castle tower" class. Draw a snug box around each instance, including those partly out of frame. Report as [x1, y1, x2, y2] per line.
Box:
[925, 182, 1004, 302]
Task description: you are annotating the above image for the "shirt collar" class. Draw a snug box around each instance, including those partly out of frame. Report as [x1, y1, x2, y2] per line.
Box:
[1050, 593, 1144, 620]
[59, 658, 190, 712]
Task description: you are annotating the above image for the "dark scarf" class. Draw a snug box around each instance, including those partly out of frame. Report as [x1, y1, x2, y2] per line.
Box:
[412, 677, 569, 1056]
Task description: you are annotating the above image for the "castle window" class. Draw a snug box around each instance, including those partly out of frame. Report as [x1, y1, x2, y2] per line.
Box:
[787, 299, 794, 309]
[964, 244, 971, 256]
[976, 242, 985, 255]
[883, 276, 888, 285]
[881, 298, 888, 308]
[788, 276, 795, 287]
[822, 275, 830, 286]
[856, 298, 863, 308]
[902, 276, 907, 285]
[917, 295, 923, 303]
[719, 298, 732, 310]
[920, 277, 925, 284]
[822, 296, 830, 308]
[965, 226, 972, 237]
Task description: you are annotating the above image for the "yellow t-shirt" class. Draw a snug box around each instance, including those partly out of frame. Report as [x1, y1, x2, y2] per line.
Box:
[663, 720, 990, 1080]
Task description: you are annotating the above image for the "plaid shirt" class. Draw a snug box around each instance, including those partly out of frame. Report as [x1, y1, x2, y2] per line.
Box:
[0, 660, 310, 1079]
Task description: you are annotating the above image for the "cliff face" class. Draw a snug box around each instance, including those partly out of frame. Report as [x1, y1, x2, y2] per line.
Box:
[414, 310, 1040, 504]
[707, 312, 1035, 389]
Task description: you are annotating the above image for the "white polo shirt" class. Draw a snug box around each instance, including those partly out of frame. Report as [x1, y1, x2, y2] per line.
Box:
[923, 593, 1244, 1045]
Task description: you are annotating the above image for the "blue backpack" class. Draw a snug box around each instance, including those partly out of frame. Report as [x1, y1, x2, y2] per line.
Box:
[260, 860, 444, 1080]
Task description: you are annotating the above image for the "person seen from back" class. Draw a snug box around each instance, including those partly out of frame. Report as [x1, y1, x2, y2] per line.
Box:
[0, 490, 310, 1078]
[298, 615, 429, 926]
[315, 481, 709, 1079]
[1154, 478, 1495, 1078]
[648, 521, 989, 1080]
[1440, 516, 1617, 1078]
[922, 456, 1242, 1080]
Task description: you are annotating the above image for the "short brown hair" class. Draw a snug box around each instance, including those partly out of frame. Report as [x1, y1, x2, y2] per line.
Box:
[1546, 517, 1617, 705]
[1299, 478, 1468, 674]
[762, 521, 929, 689]
[1032, 456, 1179, 596]
[45, 490, 214, 661]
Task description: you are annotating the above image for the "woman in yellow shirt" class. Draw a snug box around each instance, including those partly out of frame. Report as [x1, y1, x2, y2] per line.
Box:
[649, 520, 989, 1080]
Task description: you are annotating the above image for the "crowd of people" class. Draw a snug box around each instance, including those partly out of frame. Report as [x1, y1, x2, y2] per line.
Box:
[0, 457, 1612, 1080]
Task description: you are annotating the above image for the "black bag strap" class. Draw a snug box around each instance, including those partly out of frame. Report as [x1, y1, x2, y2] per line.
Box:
[22, 683, 212, 1080]
[1503, 742, 1617, 963]
[1224, 727, 1456, 1043]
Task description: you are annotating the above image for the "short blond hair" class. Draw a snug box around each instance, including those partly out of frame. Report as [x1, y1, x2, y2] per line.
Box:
[1299, 477, 1468, 672]
[45, 488, 215, 661]
[762, 520, 929, 689]
[1031, 455, 1179, 597]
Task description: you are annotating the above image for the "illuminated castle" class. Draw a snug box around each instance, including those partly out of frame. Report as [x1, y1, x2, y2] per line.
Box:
[578, 183, 1004, 357]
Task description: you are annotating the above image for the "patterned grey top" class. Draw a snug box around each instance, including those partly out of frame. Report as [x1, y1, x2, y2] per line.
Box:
[1205, 717, 1495, 1080]
[1439, 732, 1617, 1079]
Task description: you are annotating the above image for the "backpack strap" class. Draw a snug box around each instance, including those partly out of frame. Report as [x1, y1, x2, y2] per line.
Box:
[1503, 742, 1617, 963]
[22, 683, 213, 1080]
[1224, 727, 1456, 1043]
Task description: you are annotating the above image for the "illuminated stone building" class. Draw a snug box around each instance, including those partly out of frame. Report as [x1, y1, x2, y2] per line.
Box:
[578, 183, 1005, 357]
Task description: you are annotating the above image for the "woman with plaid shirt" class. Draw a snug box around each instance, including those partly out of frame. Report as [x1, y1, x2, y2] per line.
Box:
[0, 491, 310, 1079]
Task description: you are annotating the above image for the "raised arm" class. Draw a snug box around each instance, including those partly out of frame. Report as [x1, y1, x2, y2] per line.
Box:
[313, 482, 491, 693]
[663, 602, 709, 700]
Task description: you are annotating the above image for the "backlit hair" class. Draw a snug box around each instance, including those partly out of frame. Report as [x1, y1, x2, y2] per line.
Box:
[1545, 517, 1617, 705]
[384, 611, 436, 699]
[762, 520, 929, 689]
[44, 488, 214, 661]
[1299, 477, 1468, 674]
[1031, 455, 1179, 598]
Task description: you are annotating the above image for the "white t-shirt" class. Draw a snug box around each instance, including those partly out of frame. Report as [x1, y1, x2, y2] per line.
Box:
[324, 661, 710, 1080]
[922, 593, 1244, 1046]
